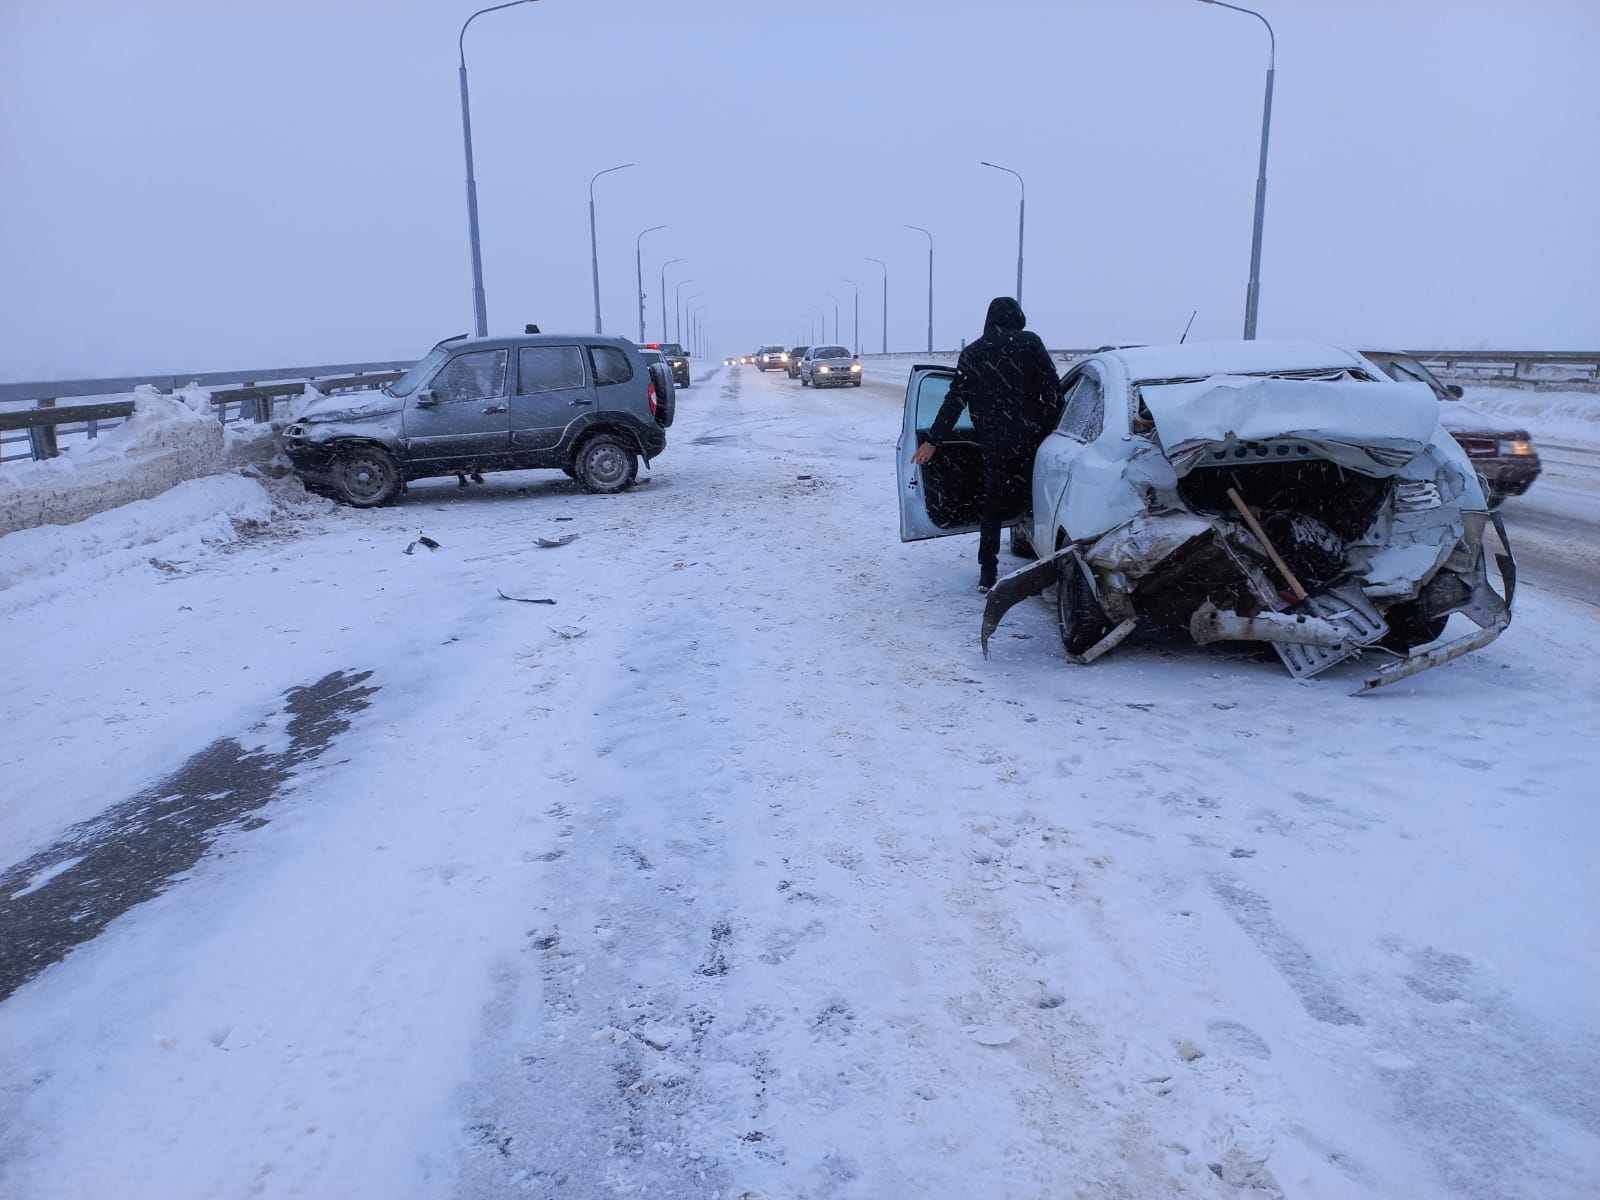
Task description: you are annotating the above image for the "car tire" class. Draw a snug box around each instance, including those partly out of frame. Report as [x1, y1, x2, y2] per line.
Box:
[1056, 555, 1110, 659]
[574, 432, 638, 494]
[853, 380, 862, 387]
[1381, 601, 1448, 652]
[333, 444, 403, 508]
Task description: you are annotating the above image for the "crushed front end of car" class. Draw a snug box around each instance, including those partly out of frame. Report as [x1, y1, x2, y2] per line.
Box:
[983, 375, 1515, 692]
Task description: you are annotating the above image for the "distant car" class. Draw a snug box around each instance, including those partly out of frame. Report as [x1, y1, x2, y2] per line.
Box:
[800, 345, 862, 387]
[1361, 350, 1540, 506]
[283, 332, 672, 505]
[899, 340, 1515, 692]
[723, 357, 736, 366]
[756, 345, 787, 371]
[785, 346, 811, 379]
[647, 342, 691, 389]
[740, 354, 755, 365]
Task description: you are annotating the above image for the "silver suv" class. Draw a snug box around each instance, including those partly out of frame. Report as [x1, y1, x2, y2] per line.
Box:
[283, 333, 673, 506]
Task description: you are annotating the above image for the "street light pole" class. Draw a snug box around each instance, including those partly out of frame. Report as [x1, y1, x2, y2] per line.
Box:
[866, 258, 887, 354]
[660, 258, 684, 342]
[635, 225, 665, 344]
[675, 279, 695, 344]
[458, 0, 536, 338]
[588, 163, 633, 334]
[979, 161, 1025, 304]
[840, 279, 859, 353]
[1198, 0, 1275, 339]
[905, 225, 933, 352]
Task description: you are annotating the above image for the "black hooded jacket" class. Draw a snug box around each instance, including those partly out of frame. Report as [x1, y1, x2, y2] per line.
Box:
[927, 297, 1061, 450]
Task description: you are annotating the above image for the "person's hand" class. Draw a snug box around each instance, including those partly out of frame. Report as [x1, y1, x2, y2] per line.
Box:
[911, 442, 936, 466]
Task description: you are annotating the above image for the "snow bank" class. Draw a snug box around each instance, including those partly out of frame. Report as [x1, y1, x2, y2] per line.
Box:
[1459, 387, 1600, 447]
[0, 384, 235, 537]
[0, 474, 279, 616]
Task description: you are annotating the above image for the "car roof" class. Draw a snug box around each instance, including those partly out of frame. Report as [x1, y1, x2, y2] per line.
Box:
[1095, 339, 1370, 381]
[433, 333, 637, 353]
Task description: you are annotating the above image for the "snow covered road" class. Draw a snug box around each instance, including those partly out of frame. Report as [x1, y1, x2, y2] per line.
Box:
[1, 365, 1596, 1199]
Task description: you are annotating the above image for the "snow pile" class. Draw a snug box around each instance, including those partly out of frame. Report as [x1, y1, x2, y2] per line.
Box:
[0, 474, 278, 616]
[0, 384, 228, 536]
[1459, 387, 1600, 447]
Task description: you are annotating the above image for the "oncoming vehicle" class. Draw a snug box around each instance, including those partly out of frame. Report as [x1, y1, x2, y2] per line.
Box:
[647, 342, 691, 389]
[723, 357, 736, 366]
[756, 345, 787, 371]
[1361, 350, 1541, 507]
[283, 333, 673, 506]
[800, 345, 862, 388]
[785, 346, 810, 379]
[897, 340, 1515, 692]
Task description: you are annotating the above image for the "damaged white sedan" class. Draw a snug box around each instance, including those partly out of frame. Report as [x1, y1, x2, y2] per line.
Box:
[896, 341, 1515, 692]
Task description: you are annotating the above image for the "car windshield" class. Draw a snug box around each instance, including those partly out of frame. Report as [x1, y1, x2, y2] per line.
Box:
[386, 347, 447, 396]
[1372, 355, 1450, 398]
[817, 347, 849, 359]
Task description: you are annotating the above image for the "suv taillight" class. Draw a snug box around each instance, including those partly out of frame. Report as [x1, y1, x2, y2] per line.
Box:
[647, 379, 657, 417]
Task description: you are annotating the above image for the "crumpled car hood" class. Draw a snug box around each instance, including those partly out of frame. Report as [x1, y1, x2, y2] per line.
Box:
[1143, 376, 1441, 468]
[293, 390, 403, 424]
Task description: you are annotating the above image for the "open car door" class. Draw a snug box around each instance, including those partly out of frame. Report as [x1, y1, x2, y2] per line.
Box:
[896, 365, 997, 542]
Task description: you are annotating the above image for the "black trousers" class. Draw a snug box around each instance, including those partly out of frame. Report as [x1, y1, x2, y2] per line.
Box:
[978, 441, 1034, 573]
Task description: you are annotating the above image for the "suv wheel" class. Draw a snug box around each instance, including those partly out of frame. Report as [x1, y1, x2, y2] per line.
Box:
[334, 445, 402, 508]
[574, 433, 638, 494]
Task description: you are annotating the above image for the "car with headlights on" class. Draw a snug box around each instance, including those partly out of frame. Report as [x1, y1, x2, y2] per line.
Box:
[898, 340, 1515, 692]
[785, 347, 811, 379]
[755, 345, 788, 371]
[800, 345, 862, 388]
[283, 332, 672, 506]
[647, 342, 691, 389]
[1361, 350, 1540, 506]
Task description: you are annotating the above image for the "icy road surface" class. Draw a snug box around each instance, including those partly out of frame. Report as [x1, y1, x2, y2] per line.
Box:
[1, 365, 1596, 1199]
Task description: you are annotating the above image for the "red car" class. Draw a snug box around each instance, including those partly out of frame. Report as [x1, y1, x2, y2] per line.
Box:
[1362, 351, 1541, 506]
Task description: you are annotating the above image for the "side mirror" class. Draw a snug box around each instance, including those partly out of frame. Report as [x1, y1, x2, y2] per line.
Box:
[416, 389, 439, 407]
[1446, 384, 1464, 399]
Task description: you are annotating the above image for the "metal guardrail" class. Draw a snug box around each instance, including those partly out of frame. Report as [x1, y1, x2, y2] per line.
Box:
[0, 364, 410, 463]
[1408, 351, 1599, 391]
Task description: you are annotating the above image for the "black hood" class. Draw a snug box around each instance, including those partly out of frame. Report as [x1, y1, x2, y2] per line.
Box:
[984, 296, 1026, 334]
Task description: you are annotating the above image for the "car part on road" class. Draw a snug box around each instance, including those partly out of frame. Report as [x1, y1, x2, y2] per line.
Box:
[497, 589, 557, 604]
[403, 533, 441, 555]
[536, 533, 579, 548]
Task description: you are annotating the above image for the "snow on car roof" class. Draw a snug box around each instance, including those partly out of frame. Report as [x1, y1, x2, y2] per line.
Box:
[1103, 339, 1370, 382]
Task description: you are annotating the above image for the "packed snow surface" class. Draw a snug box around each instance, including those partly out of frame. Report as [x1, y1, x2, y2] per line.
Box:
[0, 365, 1595, 1199]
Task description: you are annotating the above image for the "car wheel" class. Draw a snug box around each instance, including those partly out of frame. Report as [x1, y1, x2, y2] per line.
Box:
[1056, 556, 1110, 659]
[574, 432, 638, 494]
[853, 380, 862, 387]
[333, 445, 402, 508]
[1381, 601, 1449, 652]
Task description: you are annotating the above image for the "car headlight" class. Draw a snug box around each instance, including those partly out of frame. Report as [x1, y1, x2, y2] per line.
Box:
[780, 354, 789, 362]
[850, 363, 862, 372]
[1499, 437, 1534, 455]
[819, 366, 830, 373]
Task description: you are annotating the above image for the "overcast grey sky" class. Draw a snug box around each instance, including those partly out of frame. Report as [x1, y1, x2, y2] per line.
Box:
[2, 0, 1596, 380]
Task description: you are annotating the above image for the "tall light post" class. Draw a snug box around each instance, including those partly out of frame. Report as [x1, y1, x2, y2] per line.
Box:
[806, 304, 826, 347]
[866, 257, 888, 354]
[588, 163, 633, 334]
[979, 160, 1025, 304]
[458, 0, 536, 338]
[635, 224, 666, 344]
[822, 293, 841, 343]
[840, 278, 859, 353]
[659, 258, 684, 342]
[904, 225, 933, 352]
[1198, 0, 1275, 340]
[675, 279, 695, 344]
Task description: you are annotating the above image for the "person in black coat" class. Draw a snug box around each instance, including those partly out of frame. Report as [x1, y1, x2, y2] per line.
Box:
[911, 296, 1061, 592]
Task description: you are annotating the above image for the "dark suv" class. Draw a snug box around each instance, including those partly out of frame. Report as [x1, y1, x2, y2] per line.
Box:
[650, 342, 691, 389]
[283, 333, 673, 506]
[785, 347, 810, 379]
